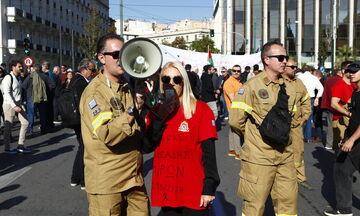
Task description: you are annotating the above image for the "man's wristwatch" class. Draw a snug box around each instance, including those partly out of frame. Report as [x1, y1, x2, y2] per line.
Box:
[127, 107, 134, 116]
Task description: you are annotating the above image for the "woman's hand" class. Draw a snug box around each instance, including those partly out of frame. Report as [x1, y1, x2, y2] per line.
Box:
[157, 97, 177, 121]
[200, 195, 215, 208]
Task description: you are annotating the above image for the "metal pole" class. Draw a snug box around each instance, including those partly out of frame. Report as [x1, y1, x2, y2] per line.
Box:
[120, 0, 123, 37]
[331, 0, 337, 71]
[71, 29, 74, 70]
[59, 25, 62, 66]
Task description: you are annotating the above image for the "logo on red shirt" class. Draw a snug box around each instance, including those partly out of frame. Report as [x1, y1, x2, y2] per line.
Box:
[178, 121, 189, 132]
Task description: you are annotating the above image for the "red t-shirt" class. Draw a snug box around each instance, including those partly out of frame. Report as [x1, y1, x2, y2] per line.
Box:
[151, 101, 217, 210]
[331, 79, 357, 120]
[320, 75, 342, 110]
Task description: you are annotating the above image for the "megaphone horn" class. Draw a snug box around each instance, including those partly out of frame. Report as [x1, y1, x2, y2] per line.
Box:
[119, 38, 163, 78]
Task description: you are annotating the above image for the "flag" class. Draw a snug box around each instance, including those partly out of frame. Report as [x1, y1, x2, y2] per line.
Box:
[207, 46, 214, 66]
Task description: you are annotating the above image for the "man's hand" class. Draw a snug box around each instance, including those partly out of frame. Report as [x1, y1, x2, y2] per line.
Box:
[200, 195, 215, 208]
[340, 138, 355, 152]
[314, 97, 319, 107]
[13, 106, 22, 113]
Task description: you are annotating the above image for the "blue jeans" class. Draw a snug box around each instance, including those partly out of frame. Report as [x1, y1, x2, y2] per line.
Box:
[220, 94, 228, 118]
[26, 97, 34, 132]
[303, 98, 314, 141]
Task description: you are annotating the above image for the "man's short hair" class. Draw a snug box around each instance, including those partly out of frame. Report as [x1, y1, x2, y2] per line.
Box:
[253, 64, 259, 71]
[261, 41, 284, 65]
[10, 60, 22, 68]
[42, 61, 50, 69]
[340, 60, 353, 70]
[78, 58, 95, 72]
[232, 64, 241, 69]
[97, 33, 125, 54]
[185, 64, 191, 71]
[203, 64, 212, 72]
[245, 66, 251, 70]
[302, 65, 312, 73]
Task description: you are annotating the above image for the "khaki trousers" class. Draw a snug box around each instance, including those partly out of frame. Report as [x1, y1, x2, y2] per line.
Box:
[332, 119, 347, 150]
[229, 128, 242, 155]
[87, 186, 149, 216]
[3, 103, 28, 150]
[238, 161, 298, 216]
[292, 126, 306, 183]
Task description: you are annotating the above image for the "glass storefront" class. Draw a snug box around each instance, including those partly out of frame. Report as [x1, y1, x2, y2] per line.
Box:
[337, 0, 349, 48]
[252, 0, 263, 52]
[302, 0, 315, 54]
[286, 0, 297, 55]
[354, 0, 360, 55]
[234, 0, 246, 54]
[269, 0, 280, 41]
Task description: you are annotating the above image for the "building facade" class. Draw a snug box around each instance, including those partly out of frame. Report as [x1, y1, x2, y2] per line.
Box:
[214, 0, 360, 67]
[116, 19, 212, 46]
[0, 0, 109, 70]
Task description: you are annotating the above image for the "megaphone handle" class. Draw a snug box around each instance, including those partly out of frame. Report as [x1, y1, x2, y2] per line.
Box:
[143, 103, 163, 121]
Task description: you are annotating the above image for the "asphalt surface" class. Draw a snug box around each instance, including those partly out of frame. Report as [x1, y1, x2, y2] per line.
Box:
[0, 119, 359, 216]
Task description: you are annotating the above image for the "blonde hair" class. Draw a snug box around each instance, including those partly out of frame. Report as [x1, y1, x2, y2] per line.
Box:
[160, 62, 197, 119]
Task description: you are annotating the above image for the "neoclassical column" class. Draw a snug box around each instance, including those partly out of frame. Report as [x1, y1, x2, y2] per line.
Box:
[314, 0, 320, 67]
[349, 0, 355, 49]
[226, 0, 233, 54]
[280, 0, 286, 45]
[297, 0, 303, 65]
[245, 0, 251, 54]
[263, 0, 268, 45]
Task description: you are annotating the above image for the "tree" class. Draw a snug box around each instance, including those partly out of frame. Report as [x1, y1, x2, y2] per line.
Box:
[170, 37, 187, 50]
[79, 7, 111, 59]
[318, 29, 330, 68]
[189, 36, 220, 53]
[336, 45, 355, 68]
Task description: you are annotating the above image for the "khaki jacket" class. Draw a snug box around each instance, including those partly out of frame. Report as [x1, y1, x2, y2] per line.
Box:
[283, 77, 311, 128]
[229, 71, 296, 165]
[80, 71, 144, 194]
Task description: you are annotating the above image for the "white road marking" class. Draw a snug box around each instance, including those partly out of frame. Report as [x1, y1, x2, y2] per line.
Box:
[0, 167, 32, 189]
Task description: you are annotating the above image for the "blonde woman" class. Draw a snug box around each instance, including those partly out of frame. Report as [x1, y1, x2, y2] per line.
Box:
[143, 62, 220, 216]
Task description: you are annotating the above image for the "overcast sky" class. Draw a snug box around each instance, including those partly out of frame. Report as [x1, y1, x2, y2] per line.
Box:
[109, 0, 213, 24]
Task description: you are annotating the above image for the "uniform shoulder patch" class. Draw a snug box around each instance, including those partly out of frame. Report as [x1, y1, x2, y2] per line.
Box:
[258, 89, 269, 99]
[238, 88, 245, 95]
[88, 99, 97, 109]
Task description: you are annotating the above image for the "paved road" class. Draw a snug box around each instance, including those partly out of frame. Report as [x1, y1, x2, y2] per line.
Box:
[0, 120, 359, 216]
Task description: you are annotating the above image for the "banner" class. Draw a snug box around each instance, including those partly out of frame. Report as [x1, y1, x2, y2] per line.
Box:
[159, 45, 263, 72]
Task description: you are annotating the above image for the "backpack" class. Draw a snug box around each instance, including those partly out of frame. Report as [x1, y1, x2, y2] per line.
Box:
[58, 79, 80, 128]
[249, 84, 292, 151]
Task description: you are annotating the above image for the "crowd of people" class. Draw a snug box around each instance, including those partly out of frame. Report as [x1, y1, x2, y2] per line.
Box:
[1, 33, 360, 216]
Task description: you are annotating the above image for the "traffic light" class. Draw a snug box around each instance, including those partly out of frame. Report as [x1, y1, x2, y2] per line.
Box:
[23, 38, 30, 56]
[210, 29, 215, 37]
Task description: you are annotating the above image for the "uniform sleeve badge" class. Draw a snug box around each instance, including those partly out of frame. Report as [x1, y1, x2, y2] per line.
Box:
[92, 108, 101, 116]
[178, 121, 189, 132]
[88, 99, 97, 109]
[238, 88, 245, 95]
[259, 89, 269, 99]
[110, 97, 123, 110]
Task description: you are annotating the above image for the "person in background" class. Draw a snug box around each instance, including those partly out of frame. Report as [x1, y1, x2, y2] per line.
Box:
[240, 66, 250, 84]
[60, 64, 68, 84]
[2, 60, 29, 154]
[52, 66, 62, 124]
[201, 65, 218, 120]
[69, 58, 96, 190]
[217, 67, 229, 120]
[223, 65, 242, 160]
[0, 67, 6, 128]
[320, 67, 345, 150]
[297, 65, 324, 142]
[185, 64, 201, 99]
[324, 61, 360, 216]
[63, 71, 74, 88]
[41, 61, 55, 130]
[312, 69, 324, 142]
[143, 61, 220, 216]
[331, 61, 357, 150]
[283, 59, 313, 190]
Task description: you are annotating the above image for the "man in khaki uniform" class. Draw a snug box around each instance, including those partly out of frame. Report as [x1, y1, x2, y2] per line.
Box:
[283, 59, 312, 189]
[79, 33, 149, 216]
[229, 42, 298, 216]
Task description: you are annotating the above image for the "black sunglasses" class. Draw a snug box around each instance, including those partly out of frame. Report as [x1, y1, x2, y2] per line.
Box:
[267, 55, 289, 62]
[161, 75, 183, 85]
[103, 51, 121, 59]
[286, 65, 298, 70]
[232, 70, 241, 73]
